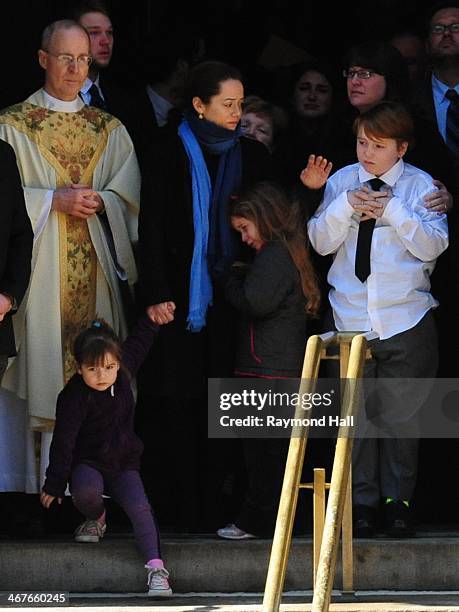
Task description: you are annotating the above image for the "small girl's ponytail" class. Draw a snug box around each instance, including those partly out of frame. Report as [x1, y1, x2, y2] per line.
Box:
[74, 318, 121, 366]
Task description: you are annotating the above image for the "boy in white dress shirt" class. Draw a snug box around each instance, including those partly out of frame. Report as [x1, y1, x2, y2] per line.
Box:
[308, 101, 448, 537]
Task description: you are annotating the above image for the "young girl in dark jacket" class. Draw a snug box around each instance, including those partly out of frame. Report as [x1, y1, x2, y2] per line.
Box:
[40, 307, 174, 597]
[217, 181, 320, 539]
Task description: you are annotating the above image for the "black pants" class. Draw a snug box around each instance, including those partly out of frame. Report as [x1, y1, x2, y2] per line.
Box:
[236, 437, 289, 537]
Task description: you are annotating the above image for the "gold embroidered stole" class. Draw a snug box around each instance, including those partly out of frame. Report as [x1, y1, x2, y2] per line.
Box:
[0, 104, 119, 382]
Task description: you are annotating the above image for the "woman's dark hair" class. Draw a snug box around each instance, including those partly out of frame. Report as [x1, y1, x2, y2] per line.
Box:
[289, 58, 341, 102]
[73, 319, 121, 366]
[184, 60, 242, 105]
[353, 101, 414, 146]
[344, 41, 410, 104]
[229, 181, 320, 316]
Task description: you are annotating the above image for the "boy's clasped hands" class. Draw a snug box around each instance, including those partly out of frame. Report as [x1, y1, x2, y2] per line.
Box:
[347, 185, 393, 221]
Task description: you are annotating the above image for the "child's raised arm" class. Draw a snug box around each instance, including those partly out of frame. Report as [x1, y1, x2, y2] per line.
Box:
[300, 155, 333, 191]
[120, 308, 173, 376]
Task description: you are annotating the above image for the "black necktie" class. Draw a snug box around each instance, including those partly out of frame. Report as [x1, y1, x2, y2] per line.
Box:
[354, 178, 384, 283]
[445, 89, 459, 157]
[89, 83, 106, 110]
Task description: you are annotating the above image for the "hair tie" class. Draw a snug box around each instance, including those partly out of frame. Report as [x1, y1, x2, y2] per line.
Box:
[91, 320, 102, 328]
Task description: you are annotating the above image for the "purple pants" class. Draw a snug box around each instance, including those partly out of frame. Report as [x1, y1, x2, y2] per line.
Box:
[71, 463, 160, 561]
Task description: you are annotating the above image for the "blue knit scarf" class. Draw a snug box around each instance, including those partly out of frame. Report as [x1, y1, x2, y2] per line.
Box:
[178, 111, 242, 332]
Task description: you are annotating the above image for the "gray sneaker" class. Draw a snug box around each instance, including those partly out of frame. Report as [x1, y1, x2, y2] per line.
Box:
[145, 566, 172, 597]
[217, 523, 256, 540]
[74, 520, 106, 543]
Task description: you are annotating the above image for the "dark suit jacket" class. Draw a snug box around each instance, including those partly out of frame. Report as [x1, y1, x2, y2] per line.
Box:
[98, 75, 158, 166]
[411, 76, 459, 375]
[0, 139, 33, 356]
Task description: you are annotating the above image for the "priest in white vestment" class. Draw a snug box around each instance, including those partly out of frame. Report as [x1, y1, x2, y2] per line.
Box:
[0, 19, 140, 491]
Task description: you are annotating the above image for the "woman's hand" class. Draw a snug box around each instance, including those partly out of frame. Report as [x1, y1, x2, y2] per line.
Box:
[300, 154, 333, 190]
[40, 491, 62, 509]
[424, 180, 453, 214]
[147, 302, 176, 325]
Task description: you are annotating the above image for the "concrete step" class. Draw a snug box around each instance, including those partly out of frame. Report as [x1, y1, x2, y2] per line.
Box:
[2, 532, 459, 594]
[10, 593, 459, 611]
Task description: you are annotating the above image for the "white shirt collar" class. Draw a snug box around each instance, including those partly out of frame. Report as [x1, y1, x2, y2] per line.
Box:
[358, 158, 404, 187]
[41, 89, 84, 112]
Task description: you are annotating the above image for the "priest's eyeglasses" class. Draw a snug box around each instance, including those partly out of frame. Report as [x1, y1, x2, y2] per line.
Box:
[343, 69, 382, 80]
[45, 52, 92, 67]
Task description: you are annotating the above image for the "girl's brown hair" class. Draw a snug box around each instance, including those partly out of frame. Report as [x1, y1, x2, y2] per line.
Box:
[73, 319, 121, 366]
[229, 181, 320, 316]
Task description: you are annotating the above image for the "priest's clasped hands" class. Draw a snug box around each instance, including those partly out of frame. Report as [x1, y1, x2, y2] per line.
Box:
[51, 183, 105, 218]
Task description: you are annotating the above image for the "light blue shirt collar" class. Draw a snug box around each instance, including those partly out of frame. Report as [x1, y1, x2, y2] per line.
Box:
[431, 73, 459, 104]
[80, 76, 104, 103]
[431, 74, 459, 140]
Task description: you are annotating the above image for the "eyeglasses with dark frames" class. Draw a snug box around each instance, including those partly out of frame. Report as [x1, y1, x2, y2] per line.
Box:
[430, 23, 459, 35]
[343, 69, 383, 80]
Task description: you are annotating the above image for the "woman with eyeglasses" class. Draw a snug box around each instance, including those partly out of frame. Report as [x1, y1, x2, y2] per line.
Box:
[341, 41, 456, 215]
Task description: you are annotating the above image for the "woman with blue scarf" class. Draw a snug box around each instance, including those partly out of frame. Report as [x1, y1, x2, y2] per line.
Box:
[136, 61, 272, 531]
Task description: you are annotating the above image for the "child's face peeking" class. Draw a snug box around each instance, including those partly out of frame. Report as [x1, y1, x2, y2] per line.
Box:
[231, 215, 264, 252]
[78, 351, 120, 391]
[356, 127, 408, 177]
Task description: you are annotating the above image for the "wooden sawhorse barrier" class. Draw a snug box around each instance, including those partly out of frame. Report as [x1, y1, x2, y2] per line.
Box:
[262, 330, 378, 612]
[301, 466, 350, 592]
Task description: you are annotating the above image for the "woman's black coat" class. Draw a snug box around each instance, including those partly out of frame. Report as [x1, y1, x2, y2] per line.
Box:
[136, 128, 272, 397]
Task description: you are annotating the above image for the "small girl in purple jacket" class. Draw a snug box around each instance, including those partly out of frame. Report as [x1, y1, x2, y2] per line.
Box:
[40, 305, 175, 597]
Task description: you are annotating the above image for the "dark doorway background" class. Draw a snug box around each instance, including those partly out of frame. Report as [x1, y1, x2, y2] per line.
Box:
[1, 0, 457, 529]
[0, 0, 443, 107]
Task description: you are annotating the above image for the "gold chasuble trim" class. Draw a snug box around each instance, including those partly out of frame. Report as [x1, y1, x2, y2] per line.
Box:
[58, 212, 97, 382]
[0, 103, 119, 383]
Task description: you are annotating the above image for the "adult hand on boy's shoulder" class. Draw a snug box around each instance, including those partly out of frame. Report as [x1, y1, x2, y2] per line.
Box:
[423, 180, 452, 214]
[147, 302, 176, 325]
